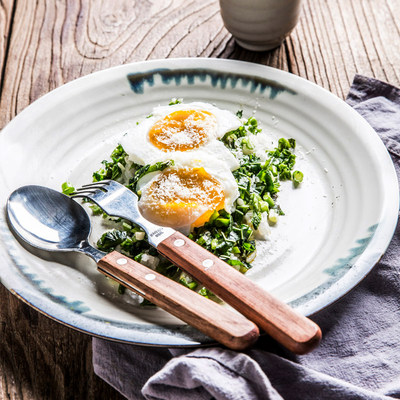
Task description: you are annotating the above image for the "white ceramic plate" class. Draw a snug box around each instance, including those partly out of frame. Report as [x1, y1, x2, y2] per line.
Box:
[0, 58, 398, 346]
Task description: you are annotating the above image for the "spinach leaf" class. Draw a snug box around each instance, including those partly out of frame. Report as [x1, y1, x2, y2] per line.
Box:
[93, 144, 128, 182]
[128, 160, 174, 193]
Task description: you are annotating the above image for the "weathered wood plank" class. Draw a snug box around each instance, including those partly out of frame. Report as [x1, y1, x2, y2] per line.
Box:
[0, 285, 125, 400]
[0, 0, 15, 86]
[285, 0, 400, 97]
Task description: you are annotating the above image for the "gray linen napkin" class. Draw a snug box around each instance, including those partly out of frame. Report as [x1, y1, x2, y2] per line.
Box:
[93, 75, 400, 400]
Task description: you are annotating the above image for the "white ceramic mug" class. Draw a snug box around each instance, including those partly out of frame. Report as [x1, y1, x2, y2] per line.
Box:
[219, 0, 302, 51]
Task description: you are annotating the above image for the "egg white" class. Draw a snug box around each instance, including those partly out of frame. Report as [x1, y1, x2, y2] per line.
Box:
[119, 102, 241, 170]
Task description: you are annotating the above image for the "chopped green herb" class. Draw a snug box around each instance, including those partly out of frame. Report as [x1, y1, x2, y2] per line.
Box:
[190, 208, 255, 272]
[292, 170, 304, 187]
[97, 229, 128, 251]
[218, 116, 302, 241]
[89, 203, 104, 216]
[61, 182, 75, 195]
[179, 274, 198, 290]
[93, 144, 128, 182]
[169, 98, 183, 105]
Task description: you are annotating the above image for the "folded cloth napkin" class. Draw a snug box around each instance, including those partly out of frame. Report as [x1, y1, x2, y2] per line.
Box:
[93, 75, 400, 400]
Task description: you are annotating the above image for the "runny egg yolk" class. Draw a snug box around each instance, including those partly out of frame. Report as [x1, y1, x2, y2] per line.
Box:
[138, 167, 225, 230]
[148, 110, 218, 152]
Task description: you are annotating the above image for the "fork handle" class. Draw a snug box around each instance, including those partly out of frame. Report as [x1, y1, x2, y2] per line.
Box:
[97, 251, 259, 350]
[157, 231, 322, 354]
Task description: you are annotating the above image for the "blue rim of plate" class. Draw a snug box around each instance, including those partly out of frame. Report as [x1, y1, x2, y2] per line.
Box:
[0, 58, 398, 346]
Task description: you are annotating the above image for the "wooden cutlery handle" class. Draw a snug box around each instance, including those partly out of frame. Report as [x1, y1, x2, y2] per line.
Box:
[157, 231, 322, 354]
[97, 251, 259, 350]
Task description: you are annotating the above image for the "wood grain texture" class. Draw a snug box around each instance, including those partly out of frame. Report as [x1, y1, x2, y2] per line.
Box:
[0, 284, 124, 400]
[1, 0, 400, 398]
[0, 0, 15, 86]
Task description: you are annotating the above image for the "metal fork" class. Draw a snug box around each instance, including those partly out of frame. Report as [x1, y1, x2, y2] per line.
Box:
[72, 180, 175, 247]
[72, 179, 322, 355]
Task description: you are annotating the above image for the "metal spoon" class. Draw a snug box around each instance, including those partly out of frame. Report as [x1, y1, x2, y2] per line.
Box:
[6, 185, 259, 350]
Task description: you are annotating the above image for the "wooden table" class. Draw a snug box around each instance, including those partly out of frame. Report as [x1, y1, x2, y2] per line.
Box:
[1, 0, 399, 398]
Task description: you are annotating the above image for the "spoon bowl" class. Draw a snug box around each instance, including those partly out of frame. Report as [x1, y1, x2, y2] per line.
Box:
[7, 185, 91, 252]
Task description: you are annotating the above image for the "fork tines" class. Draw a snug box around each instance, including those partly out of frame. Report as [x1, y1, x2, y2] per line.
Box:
[80, 180, 112, 188]
[79, 180, 112, 190]
[71, 180, 111, 198]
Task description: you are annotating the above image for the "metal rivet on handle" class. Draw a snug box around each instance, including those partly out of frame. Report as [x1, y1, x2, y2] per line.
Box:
[202, 259, 213, 270]
[174, 239, 185, 247]
[117, 258, 128, 265]
[145, 274, 156, 281]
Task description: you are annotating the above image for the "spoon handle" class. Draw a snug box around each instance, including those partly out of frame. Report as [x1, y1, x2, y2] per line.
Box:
[157, 231, 322, 354]
[97, 251, 259, 350]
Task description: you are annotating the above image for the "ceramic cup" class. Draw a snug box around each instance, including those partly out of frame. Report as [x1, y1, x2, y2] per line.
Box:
[219, 0, 302, 51]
